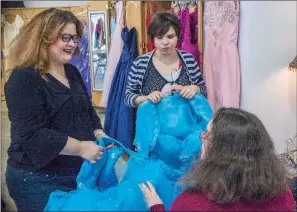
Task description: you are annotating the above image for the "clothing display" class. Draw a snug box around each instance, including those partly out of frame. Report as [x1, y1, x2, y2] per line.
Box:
[44, 93, 213, 211]
[100, 1, 124, 107]
[70, 20, 92, 99]
[104, 27, 138, 149]
[203, 1, 241, 111]
[2, 3, 290, 212]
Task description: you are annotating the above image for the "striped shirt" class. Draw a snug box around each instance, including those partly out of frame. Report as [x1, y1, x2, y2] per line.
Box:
[125, 49, 207, 107]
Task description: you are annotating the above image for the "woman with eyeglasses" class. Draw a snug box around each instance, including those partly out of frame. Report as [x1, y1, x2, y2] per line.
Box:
[4, 8, 108, 211]
[140, 107, 295, 211]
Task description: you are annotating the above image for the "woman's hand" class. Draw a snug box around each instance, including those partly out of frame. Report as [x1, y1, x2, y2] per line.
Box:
[79, 141, 105, 163]
[139, 181, 163, 208]
[135, 96, 149, 106]
[94, 129, 108, 141]
[179, 85, 200, 99]
[147, 91, 163, 104]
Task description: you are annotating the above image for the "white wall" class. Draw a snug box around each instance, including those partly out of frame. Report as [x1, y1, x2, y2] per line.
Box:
[23, 1, 90, 8]
[239, 1, 297, 153]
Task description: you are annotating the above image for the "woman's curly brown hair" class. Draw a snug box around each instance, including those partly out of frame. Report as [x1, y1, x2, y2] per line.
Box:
[182, 107, 287, 204]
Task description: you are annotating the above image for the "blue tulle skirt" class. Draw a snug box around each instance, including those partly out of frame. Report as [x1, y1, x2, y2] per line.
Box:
[45, 93, 213, 211]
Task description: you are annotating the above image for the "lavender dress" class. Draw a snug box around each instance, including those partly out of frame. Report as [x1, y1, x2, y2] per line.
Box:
[70, 20, 91, 99]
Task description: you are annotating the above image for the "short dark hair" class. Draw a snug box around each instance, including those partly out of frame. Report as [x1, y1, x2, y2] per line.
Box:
[147, 12, 180, 42]
[182, 107, 287, 204]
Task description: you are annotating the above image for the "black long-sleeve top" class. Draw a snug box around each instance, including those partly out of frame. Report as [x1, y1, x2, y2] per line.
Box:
[5, 64, 102, 175]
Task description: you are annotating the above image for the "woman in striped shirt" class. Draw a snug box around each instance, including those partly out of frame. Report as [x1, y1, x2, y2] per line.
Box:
[125, 12, 207, 108]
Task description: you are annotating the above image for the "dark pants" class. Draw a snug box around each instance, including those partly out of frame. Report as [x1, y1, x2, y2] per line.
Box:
[6, 164, 77, 212]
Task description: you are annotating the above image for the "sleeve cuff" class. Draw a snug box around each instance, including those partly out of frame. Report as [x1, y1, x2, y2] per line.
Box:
[93, 120, 103, 131]
[199, 84, 207, 98]
[130, 94, 141, 108]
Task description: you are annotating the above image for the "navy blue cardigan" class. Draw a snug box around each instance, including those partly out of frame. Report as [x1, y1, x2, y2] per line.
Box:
[5, 64, 102, 174]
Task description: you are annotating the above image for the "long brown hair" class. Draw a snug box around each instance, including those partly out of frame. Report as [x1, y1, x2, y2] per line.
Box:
[6, 8, 83, 76]
[182, 107, 287, 204]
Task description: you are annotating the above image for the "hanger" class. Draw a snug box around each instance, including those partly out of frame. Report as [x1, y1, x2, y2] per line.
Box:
[76, 6, 89, 17]
[186, 1, 192, 8]
[109, 1, 116, 9]
[123, 1, 138, 27]
[174, 1, 181, 9]
[125, 1, 138, 9]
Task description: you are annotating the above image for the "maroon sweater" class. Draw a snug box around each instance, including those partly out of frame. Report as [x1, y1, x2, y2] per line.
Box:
[151, 188, 295, 211]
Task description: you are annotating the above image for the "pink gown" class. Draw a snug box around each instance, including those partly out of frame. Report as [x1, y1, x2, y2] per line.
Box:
[100, 1, 124, 107]
[203, 1, 240, 111]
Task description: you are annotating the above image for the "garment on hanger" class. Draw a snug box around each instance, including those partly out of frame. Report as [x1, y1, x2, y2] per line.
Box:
[3, 15, 24, 79]
[69, 20, 91, 99]
[104, 27, 138, 150]
[100, 1, 124, 107]
[146, 2, 157, 52]
[190, 6, 202, 68]
[1, 14, 5, 28]
[179, 7, 199, 65]
[169, 6, 200, 65]
[203, 1, 240, 111]
[3, 15, 24, 56]
[44, 93, 213, 211]
[190, 7, 198, 45]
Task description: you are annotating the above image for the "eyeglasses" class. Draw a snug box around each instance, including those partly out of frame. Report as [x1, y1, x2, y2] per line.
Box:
[60, 34, 81, 43]
[200, 130, 210, 142]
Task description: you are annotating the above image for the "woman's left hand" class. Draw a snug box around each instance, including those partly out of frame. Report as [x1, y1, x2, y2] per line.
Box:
[139, 181, 163, 208]
[179, 85, 200, 99]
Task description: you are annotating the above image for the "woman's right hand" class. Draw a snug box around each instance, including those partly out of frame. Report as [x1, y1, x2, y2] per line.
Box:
[79, 141, 105, 163]
[147, 91, 163, 104]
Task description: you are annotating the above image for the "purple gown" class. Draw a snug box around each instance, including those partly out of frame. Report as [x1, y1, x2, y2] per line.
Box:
[70, 20, 91, 99]
[170, 7, 200, 64]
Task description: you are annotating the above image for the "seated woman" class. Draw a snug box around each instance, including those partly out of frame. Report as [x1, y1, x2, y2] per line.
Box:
[45, 92, 213, 211]
[141, 107, 295, 211]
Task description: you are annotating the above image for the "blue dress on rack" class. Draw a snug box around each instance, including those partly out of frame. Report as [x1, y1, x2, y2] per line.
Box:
[70, 20, 91, 99]
[44, 93, 213, 211]
[104, 27, 138, 150]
